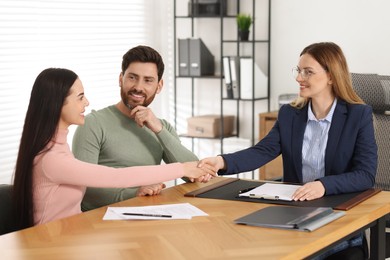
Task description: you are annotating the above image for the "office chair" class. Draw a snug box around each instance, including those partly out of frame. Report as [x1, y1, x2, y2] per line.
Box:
[351, 72, 390, 258]
[324, 73, 390, 259]
[351, 73, 390, 191]
[278, 93, 298, 108]
[0, 184, 18, 235]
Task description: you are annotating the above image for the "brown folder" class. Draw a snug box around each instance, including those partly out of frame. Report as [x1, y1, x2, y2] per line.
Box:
[334, 188, 381, 210]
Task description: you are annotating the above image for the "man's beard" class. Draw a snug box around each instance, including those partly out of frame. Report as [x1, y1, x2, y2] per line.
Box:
[121, 89, 157, 109]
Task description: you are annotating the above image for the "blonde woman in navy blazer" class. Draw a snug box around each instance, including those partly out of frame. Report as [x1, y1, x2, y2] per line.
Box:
[200, 42, 377, 201]
[199, 42, 377, 258]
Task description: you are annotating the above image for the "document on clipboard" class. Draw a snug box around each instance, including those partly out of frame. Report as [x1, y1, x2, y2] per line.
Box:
[238, 183, 302, 201]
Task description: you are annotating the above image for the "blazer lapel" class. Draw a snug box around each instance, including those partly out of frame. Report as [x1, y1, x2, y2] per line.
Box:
[325, 100, 347, 174]
[292, 105, 308, 183]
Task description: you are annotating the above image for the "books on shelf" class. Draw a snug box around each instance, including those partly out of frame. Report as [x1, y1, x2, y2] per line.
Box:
[222, 56, 268, 99]
[235, 206, 345, 232]
[222, 56, 233, 98]
[240, 57, 268, 99]
[229, 56, 240, 99]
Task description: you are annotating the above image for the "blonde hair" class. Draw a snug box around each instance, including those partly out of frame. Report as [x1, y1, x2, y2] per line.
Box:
[291, 42, 364, 109]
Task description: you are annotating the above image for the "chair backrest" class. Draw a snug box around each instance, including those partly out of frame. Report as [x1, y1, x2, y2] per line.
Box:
[351, 73, 390, 191]
[0, 184, 18, 235]
[278, 93, 298, 108]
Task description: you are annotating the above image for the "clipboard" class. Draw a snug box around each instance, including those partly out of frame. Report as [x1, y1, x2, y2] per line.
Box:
[237, 183, 302, 201]
[184, 178, 381, 211]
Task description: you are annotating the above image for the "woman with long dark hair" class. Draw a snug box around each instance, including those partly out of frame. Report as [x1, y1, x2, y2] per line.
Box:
[13, 68, 215, 229]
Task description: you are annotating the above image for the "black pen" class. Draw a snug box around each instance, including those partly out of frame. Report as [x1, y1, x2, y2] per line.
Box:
[122, 213, 172, 218]
[238, 186, 257, 194]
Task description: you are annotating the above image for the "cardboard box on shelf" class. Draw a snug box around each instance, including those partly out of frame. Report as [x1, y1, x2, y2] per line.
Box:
[187, 115, 234, 138]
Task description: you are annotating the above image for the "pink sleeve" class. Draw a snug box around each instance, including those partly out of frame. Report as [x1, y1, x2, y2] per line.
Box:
[40, 151, 184, 187]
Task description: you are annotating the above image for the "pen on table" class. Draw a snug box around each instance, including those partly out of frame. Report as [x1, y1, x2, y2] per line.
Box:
[122, 213, 172, 218]
[238, 186, 257, 194]
[249, 194, 279, 200]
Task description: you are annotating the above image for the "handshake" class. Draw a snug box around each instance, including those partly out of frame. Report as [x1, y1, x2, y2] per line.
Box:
[136, 155, 227, 197]
[182, 155, 226, 183]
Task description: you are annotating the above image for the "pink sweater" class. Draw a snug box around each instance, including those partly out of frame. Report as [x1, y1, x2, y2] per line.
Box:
[33, 129, 184, 225]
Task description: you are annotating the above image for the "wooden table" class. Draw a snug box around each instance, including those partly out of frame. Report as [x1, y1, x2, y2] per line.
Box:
[1, 177, 389, 259]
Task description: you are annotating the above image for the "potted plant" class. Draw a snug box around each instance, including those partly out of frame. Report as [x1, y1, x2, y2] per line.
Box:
[236, 13, 252, 41]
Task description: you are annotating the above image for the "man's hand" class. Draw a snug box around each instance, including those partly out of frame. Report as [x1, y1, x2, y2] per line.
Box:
[136, 183, 166, 197]
[130, 106, 163, 133]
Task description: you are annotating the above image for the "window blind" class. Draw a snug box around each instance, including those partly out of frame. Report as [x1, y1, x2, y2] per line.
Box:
[0, 0, 150, 184]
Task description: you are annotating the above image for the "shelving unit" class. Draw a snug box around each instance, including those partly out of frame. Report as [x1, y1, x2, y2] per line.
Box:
[173, 0, 271, 165]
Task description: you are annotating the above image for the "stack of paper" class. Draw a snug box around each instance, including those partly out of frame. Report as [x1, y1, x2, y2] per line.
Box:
[103, 203, 208, 220]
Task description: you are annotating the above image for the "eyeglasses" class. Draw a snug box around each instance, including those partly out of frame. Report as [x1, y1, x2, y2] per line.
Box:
[292, 67, 327, 80]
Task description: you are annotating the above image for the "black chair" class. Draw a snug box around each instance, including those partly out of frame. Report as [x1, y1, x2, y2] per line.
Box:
[0, 184, 18, 235]
[324, 246, 366, 260]
[351, 73, 390, 259]
[324, 73, 390, 260]
[351, 73, 390, 192]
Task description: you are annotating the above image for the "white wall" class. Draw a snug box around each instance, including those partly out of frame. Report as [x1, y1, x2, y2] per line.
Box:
[270, 0, 390, 110]
[0, 0, 171, 184]
[171, 0, 390, 162]
[2, 0, 388, 182]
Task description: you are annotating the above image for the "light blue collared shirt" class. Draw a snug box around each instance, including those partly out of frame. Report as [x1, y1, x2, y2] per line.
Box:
[301, 99, 337, 183]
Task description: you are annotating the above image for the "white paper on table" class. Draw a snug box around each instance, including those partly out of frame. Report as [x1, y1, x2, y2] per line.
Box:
[238, 183, 302, 201]
[103, 203, 208, 220]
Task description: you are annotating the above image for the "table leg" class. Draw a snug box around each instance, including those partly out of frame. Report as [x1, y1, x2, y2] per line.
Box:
[370, 216, 386, 260]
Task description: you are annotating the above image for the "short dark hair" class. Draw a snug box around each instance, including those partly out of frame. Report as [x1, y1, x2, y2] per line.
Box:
[121, 45, 165, 81]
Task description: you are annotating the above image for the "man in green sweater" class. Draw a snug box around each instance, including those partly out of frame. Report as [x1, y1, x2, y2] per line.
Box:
[72, 45, 207, 211]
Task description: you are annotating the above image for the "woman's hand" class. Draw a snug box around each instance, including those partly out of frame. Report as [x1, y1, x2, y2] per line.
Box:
[292, 181, 325, 201]
[182, 161, 217, 180]
[193, 174, 215, 183]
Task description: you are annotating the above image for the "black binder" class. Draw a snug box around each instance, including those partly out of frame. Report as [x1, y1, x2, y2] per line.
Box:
[178, 39, 190, 76]
[184, 178, 381, 211]
[188, 38, 214, 76]
[188, 0, 227, 17]
[178, 38, 214, 77]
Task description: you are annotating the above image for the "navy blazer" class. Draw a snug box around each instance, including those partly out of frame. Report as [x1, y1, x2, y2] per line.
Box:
[221, 100, 377, 195]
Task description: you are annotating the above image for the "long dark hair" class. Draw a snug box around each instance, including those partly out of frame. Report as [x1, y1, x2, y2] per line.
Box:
[13, 68, 78, 229]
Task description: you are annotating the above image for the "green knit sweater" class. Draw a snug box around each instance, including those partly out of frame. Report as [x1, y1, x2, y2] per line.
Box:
[72, 105, 198, 211]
